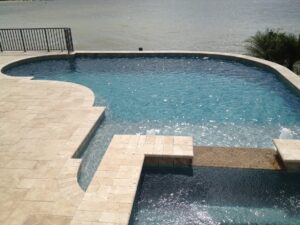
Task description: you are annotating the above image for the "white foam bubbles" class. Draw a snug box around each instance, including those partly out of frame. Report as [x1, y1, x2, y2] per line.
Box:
[146, 129, 161, 135]
[279, 127, 293, 139]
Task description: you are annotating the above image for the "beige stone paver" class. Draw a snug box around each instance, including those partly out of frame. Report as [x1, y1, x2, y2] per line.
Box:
[0, 53, 105, 225]
[273, 139, 300, 162]
[273, 139, 300, 169]
[71, 135, 193, 225]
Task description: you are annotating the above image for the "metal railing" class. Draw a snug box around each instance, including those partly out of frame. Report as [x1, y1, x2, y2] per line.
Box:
[0, 28, 74, 53]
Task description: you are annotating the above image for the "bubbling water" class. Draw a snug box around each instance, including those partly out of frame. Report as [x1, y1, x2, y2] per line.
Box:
[279, 127, 294, 139]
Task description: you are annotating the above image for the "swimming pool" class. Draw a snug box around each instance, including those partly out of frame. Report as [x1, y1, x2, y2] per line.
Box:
[130, 167, 300, 225]
[5, 54, 300, 189]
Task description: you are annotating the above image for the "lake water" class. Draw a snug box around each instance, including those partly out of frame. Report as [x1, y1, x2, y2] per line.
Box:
[0, 0, 299, 53]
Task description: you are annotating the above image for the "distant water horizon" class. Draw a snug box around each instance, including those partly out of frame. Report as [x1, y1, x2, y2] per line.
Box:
[0, 0, 300, 53]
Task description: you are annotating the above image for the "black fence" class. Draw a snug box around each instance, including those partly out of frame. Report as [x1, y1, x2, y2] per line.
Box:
[0, 28, 74, 53]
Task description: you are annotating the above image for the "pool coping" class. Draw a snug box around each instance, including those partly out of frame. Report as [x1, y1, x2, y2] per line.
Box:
[1, 51, 300, 225]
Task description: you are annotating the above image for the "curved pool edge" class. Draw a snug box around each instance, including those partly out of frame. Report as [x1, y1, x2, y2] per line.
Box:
[1, 51, 299, 225]
[2, 51, 300, 180]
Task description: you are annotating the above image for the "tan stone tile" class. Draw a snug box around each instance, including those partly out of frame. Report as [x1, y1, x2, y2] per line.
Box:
[99, 211, 130, 224]
[73, 210, 101, 222]
[116, 165, 141, 179]
[137, 135, 146, 146]
[52, 199, 79, 217]
[153, 144, 164, 155]
[5, 159, 37, 169]
[110, 185, 136, 195]
[79, 200, 119, 212]
[128, 135, 139, 146]
[173, 145, 186, 155]
[2, 207, 29, 225]
[23, 214, 72, 225]
[112, 178, 138, 187]
[141, 144, 154, 154]
[145, 135, 156, 144]
[118, 203, 133, 213]
[155, 135, 164, 145]
[16, 178, 36, 189]
[24, 189, 60, 202]
[174, 136, 193, 145]
[163, 144, 174, 155]
[164, 136, 174, 145]
[108, 192, 136, 204]
[82, 192, 108, 202]
[71, 221, 111, 225]
[0, 210, 11, 223]
[0, 159, 11, 168]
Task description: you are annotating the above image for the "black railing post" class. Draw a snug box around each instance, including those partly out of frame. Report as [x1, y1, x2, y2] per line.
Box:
[68, 28, 74, 52]
[44, 29, 50, 52]
[19, 29, 26, 52]
[64, 28, 74, 54]
[0, 32, 3, 52]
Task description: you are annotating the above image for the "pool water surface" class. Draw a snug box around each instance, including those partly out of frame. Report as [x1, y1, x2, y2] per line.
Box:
[130, 167, 300, 225]
[5, 56, 300, 189]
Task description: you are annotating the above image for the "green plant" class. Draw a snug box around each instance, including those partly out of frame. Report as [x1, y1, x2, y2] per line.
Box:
[245, 29, 300, 69]
[293, 60, 300, 75]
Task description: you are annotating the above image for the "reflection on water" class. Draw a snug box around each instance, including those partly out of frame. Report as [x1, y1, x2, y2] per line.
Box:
[0, 0, 300, 52]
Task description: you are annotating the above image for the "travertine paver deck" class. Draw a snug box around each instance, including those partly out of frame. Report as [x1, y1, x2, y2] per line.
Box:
[273, 139, 300, 169]
[0, 53, 105, 225]
[71, 135, 193, 225]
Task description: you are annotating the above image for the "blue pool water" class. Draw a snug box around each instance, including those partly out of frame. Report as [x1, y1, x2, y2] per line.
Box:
[5, 56, 300, 189]
[130, 167, 300, 225]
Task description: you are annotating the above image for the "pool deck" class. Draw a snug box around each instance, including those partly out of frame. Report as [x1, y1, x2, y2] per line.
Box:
[1, 51, 300, 225]
[0, 53, 106, 225]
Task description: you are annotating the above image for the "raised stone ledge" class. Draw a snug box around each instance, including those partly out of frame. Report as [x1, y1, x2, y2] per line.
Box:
[71, 135, 193, 225]
[273, 139, 300, 170]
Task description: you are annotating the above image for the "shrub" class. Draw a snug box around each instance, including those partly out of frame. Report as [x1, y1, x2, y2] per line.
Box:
[245, 29, 300, 69]
[293, 60, 300, 75]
